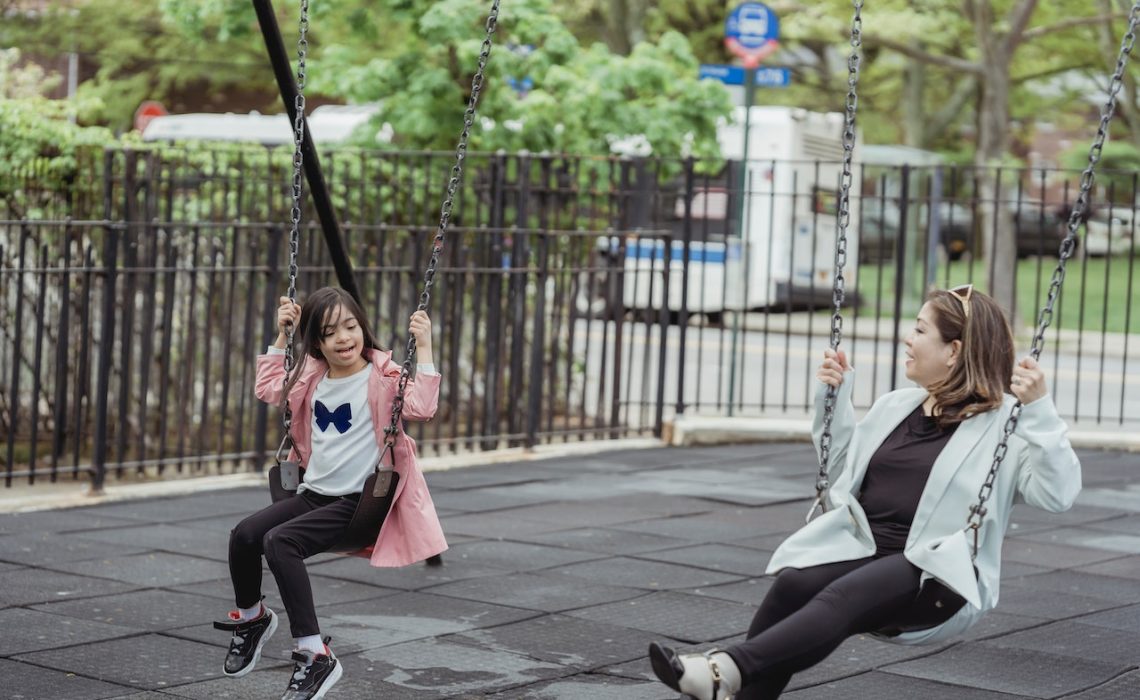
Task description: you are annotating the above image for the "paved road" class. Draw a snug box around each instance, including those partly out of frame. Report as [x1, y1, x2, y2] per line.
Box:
[1, 443, 1138, 698]
[572, 320, 1140, 431]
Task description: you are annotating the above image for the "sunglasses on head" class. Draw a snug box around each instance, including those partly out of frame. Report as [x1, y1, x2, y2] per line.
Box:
[950, 283, 973, 320]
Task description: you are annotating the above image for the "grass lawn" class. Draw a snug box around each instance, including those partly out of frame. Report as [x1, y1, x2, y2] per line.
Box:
[853, 254, 1140, 333]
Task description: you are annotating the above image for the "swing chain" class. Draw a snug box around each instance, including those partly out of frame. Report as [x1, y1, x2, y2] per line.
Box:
[383, 0, 500, 448]
[280, 0, 310, 440]
[810, 0, 863, 522]
[965, 1, 1140, 560]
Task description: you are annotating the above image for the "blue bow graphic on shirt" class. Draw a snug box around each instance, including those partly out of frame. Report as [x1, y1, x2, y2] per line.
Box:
[314, 401, 352, 433]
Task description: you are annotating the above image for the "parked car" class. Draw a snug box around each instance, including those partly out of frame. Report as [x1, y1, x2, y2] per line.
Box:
[932, 202, 974, 260]
[857, 199, 974, 262]
[1009, 202, 1067, 258]
[1083, 209, 1135, 256]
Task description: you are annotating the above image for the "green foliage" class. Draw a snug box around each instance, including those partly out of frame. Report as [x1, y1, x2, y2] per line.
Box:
[1, 47, 62, 98]
[2, 0, 270, 130]
[1063, 140, 1140, 172]
[10, 0, 1137, 171]
[1062, 140, 1140, 203]
[0, 98, 115, 217]
[645, 0, 727, 64]
[157, 0, 732, 164]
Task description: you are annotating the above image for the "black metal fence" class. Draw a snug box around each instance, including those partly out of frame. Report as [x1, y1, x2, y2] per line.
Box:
[2, 146, 1137, 487]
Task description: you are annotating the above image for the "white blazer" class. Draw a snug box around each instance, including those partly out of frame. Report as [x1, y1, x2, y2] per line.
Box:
[766, 370, 1082, 645]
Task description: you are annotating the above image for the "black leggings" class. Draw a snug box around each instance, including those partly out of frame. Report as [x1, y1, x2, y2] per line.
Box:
[726, 554, 966, 700]
[228, 490, 360, 638]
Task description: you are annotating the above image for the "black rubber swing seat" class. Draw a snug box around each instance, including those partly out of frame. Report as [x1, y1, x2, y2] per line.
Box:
[268, 464, 399, 554]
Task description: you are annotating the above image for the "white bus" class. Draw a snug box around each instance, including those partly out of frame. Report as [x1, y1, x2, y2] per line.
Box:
[608, 106, 860, 315]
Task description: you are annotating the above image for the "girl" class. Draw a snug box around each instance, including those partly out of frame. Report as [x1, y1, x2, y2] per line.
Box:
[648, 285, 1082, 700]
[214, 287, 447, 700]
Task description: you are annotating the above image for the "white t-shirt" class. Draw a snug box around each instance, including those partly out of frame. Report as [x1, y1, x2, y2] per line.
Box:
[304, 363, 377, 496]
[265, 347, 436, 496]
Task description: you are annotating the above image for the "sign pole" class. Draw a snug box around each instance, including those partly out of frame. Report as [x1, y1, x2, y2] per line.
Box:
[721, 1, 780, 415]
[728, 59, 758, 417]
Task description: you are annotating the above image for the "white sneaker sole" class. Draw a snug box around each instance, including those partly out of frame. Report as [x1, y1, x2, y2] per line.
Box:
[222, 608, 278, 678]
[309, 658, 343, 700]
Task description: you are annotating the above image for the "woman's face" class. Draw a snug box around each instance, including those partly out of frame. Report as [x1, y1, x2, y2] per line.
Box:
[317, 303, 367, 376]
[904, 302, 961, 389]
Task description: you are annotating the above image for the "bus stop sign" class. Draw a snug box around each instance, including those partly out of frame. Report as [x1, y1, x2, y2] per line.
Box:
[725, 2, 780, 68]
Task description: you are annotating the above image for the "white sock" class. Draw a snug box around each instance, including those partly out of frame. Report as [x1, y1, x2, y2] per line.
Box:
[677, 651, 742, 700]
[238, 602, 263, 621]
[295, 634, 325, 655]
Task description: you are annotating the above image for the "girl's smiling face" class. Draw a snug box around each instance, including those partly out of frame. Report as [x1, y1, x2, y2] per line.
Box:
[317, 303, 367, 377]
[904, 302, 961, 389]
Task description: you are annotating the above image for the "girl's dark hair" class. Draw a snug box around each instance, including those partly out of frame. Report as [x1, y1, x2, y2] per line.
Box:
[280, 287, 382, 408]
[924, 288, 1015, 428]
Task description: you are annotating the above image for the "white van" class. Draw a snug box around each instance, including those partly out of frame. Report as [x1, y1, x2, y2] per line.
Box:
[140, 104, 381, 145]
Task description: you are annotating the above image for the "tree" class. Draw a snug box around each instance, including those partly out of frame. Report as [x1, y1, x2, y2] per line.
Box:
[0, 47, 62, 99]
[560, 0, 651, 56]
[1095, 0, 1140, 146]
[780, 0, 1132, 316]
[2, 0, 273, 130]
[160, 0, 733, 160]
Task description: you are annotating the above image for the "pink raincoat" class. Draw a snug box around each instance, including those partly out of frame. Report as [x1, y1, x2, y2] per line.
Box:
[254, 347, 447, 567]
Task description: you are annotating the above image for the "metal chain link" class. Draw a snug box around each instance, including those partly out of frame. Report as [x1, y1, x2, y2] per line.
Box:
[808, 0, 863, 523]
[280, 0, 310, 443]
[383, 0, 500, 449]
[964, 1, 1140, 560]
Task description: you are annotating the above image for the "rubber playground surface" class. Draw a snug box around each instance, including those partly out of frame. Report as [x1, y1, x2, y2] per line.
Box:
[1, 442, 1138, 699]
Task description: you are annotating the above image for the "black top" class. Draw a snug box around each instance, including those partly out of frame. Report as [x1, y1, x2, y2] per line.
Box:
[859, 404, 959, 557]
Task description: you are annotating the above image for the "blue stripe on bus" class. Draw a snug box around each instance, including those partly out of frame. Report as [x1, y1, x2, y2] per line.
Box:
[624, 241, 727, 264]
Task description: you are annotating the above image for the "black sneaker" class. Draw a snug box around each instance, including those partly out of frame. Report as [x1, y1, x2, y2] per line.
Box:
[281, 642, 342, 700]
[212, 605, 278, 677]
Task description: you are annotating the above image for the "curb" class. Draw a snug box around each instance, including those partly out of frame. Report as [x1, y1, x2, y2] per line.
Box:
[6, 421, 1134, 515]
[0, 437, 665, 514]
[720, 312, 1135, 360]
[667, 415, 1140, 452]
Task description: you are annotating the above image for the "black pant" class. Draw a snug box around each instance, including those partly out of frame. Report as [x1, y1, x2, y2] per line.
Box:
[726, 553, 966, 700]
[228, 490, 359, 638]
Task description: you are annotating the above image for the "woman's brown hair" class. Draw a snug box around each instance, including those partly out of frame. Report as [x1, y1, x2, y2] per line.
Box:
[924, 286, 1015, 428]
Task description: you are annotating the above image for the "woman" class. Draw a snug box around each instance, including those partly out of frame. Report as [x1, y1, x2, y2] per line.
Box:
[648, 285, 1081, 700]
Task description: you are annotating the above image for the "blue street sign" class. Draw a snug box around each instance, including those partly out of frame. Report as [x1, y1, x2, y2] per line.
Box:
[753, 67, 791, 87]
[725, 3, 780, 50]
[699, 64, 746, 85]
[699, 64, 791, 88]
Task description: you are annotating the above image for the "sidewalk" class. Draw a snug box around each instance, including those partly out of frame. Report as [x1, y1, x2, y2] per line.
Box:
[727, 311, 1137, 360]
[1, 442, 1139, 699]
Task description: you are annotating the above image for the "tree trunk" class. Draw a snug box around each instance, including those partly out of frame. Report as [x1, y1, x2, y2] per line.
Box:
[605, 0, 649, 54]
[902, 54, 927, 148]
[974, 5, 1020, 323]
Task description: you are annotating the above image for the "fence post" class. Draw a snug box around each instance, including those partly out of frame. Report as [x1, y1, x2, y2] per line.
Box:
[51, 214, 73, 471]
[115, 150, 139, 468]
[481, 154, 506, 451]
[654, 225, 672, 438]
[674, 158, 694, 421]
[509, 154, 531, 447]
[889, 164, 910, 391]
[526, 156, 552, 448]
[610, 160, 631, 435]
[4, 227, 29, 488]
[254, 228, 282, 472]
[91, 149, 118, 494]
